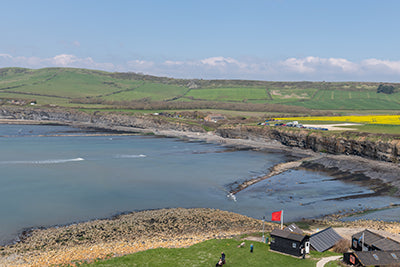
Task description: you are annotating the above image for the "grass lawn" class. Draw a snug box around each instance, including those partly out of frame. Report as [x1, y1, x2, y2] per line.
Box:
[82, 239, 328, 267]
[344, 124, 400, 135]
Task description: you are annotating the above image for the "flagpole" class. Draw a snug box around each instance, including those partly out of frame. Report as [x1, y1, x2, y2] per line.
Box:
[262, 216, 265, 243]
[362, 232, 364, 250]
[281, 210, 283, 230]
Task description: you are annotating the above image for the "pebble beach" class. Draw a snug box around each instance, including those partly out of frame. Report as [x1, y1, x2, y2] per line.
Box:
[0, 208, 270, 266]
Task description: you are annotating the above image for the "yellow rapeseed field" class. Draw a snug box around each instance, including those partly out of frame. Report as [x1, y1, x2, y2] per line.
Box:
[275, 115, 400, 125]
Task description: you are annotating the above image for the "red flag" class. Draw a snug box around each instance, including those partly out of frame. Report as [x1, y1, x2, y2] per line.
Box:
[271, 210, 282, 221]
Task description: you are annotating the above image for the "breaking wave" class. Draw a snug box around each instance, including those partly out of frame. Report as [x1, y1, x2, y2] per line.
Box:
[113, 154, 147, 159]
[0, 158, 85, 165]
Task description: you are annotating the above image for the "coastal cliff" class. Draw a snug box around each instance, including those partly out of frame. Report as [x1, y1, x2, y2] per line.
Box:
[217, 126, 400, 163]
[1, 106, 399, 163]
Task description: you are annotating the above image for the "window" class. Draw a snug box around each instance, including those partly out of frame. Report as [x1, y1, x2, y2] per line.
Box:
[350, 255, 356, 264]
[373, 254, 379, 260]
[292, 243, 297, 248]
[391, 253, 398, 259]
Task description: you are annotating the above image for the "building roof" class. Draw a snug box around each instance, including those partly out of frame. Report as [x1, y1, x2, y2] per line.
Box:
[373, 238, 400, 251]
[353, 229, 400, 251]
[310, 227, 343, 252]
[270, 228, 307, 242]
[354, 250, 400, 266]
[353, 229, 384, 247]
[284, 224, 304, 235]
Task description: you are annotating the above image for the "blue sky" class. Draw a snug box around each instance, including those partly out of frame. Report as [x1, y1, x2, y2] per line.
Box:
[1, 0, 400, 81]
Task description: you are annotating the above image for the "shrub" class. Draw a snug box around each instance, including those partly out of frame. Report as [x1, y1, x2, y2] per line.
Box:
[377, 84, 395, 94]
[332, 239, 350, 253]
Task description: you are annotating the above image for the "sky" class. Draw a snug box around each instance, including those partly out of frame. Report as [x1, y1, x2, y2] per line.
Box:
[1, 0, 400, 82]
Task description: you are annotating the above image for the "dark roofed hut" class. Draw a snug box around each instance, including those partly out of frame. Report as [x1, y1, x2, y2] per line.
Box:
[352, 229, 400, 252]
[270, 228, 310, 257]
[344, 250, 400, 266]
[310, 227, 343, 252]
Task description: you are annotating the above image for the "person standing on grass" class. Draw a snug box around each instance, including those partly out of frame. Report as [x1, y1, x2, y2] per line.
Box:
[221, 252, 226, 264]
[250, 243, 254, 253]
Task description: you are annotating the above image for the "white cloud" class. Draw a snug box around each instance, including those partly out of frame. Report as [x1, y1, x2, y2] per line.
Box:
[281, 57, 317, 73]
[126, 60, 154, 70]
[0, 54, 12, 59]
[51, 54, 77, 66]
[0, 54, 115, 71]
[1, 53, 400, 82]
[361, 59, 400, 74]
[200, 56, 242, 66]
[72, 41, 81, 47]
[280, 56, 358, 74]
[164, 60, 184, 66]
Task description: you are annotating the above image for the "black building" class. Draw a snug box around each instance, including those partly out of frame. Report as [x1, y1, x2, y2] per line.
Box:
[270, 228, 310, 257]
[344, 250, 400, 266]
[352, 229, 400, 252]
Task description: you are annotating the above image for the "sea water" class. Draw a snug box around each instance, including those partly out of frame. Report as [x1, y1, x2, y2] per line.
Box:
[0, 124, 398, 245]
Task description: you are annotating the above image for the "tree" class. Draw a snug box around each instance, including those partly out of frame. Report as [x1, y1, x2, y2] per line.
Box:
[377, 84, 395, 94]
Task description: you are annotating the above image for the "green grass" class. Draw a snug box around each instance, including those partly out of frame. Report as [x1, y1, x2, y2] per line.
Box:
[82, 239, 322, 267]
[342, 124, 400, 134]
[185, 87, 269, 102]
[285, 90, 400, 110]
[1, 67, 399, 112]
[101, 82, 188, 101]
[1, 69, 143, 98]
[324, 261, 342, 267]
[268, 88, 318, 102]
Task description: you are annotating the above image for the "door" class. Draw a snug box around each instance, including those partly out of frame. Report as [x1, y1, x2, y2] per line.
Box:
[305, 241, 310, 254]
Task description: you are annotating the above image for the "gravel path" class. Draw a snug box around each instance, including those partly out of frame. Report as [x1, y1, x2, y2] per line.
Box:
[316, 255, 342, 267]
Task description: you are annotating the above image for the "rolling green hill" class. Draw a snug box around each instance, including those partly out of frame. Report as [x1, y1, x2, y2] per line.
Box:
[0, 67, 399, 113]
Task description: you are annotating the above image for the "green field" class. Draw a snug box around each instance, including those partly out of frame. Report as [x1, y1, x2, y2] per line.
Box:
[82, 239, 338, 267]
[0, 67, 399, 113]
[286, 90, 400, 110]
[101, 82, 188, 101]
[185, 87, 269, 102]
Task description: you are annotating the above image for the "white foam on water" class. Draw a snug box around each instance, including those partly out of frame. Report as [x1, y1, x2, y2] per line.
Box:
[0, 158, 85, 165]
[227, 193, 237, 202]
[113, 154, 147, 159]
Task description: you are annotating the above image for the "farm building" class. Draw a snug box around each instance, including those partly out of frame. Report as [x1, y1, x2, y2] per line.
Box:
[343, 250, 400, 266]
[270, 228, 310, 257]
[309, 227, 343, 252]
[352, 229, 400, 251]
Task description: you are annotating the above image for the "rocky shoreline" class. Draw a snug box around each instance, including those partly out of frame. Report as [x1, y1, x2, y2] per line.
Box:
[0, 208, 269, 266]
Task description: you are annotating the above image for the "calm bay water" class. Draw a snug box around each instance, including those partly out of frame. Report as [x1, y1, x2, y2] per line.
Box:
[0, 124, 399, 245]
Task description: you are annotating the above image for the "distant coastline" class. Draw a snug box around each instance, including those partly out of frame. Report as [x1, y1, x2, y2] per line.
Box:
[1, 108, 399, 198]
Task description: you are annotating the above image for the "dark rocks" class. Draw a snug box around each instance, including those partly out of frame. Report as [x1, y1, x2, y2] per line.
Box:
[216, 126, 400, 163]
